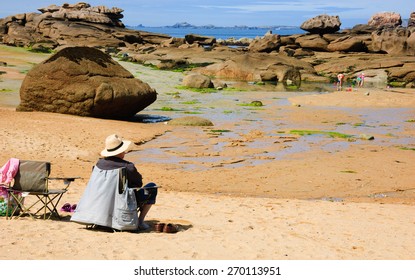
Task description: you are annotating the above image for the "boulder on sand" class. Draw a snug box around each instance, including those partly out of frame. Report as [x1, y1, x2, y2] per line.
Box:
[182, 74, 214, 88]
[17, 46, 157, 119]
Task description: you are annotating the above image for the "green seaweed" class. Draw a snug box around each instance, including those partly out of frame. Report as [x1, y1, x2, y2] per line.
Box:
[238, 100, 264, 107]
[210, 129, 232, 133]
[165, 91, 181, 97]
[399, 146, 415, 151]
[156, 107, 181, 112]
[353, 122, 365, 127]
[290, 130, 354, 139]
[171, 62, 214, 72]
[388, 81, 406, 88]
[222, 87, 247, 92]
[27, 46, 53, 53]
[285, 85, 300, 90]
[181, 100, 200, 105]
[175, 85, 217, 93]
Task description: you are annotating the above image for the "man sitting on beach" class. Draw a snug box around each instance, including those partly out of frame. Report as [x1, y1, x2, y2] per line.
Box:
[96, 134, 158, 230]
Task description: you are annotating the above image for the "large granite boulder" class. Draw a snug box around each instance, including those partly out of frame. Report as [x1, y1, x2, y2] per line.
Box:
[248, 33, 281, 53]
[407, 30, 415, 55]
[300, 15, 341, 34]
[408, 12, 415, 27]
[17, 46, 157, 119]
[349, 24, 377, 34]
[368, 12, 402, 28]
[371, 27, 413, 55]
[327, 35, 368, 52]
[295, 34, 329, 51]
[196, 53, 305, 87]
[38, 2, 125, 27]
[182, 74, 214, 88]
[185, 34, 216, 45]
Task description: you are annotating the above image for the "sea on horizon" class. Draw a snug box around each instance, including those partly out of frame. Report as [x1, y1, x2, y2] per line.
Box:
[130, 26, 305, 40]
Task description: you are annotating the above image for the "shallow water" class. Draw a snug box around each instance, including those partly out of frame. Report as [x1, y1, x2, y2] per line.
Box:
[128, 72, 414, 170]
[2, 59, 413, 171]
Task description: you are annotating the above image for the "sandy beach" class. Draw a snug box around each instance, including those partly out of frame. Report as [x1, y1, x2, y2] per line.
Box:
[0, 45, 414, 261]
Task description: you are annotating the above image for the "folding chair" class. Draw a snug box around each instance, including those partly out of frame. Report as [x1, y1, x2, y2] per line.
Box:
[6, 160, 78, 220]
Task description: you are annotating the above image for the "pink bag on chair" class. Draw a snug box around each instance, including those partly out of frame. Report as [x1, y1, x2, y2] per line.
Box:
[0, 158, 20, 184]
[0, 158, 21, 216]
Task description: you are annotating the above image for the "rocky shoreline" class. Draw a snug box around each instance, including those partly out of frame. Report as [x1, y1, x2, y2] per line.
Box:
[1, 2, 414, 88]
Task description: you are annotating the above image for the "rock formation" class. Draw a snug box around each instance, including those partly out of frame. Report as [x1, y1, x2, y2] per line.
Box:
[18, 46, 157, 119]
[371, 27, 412, 55]
[248, 33, 281, 52]
[300, 15, 341, 34]
[182, 74, 214, 88]
[295, 34, 329, 51]
[408, 12, 415, 27]
[37, 2, 125, 27]
[0, 2, 170, 49]
[327, 35, 368, 52]
[196, 53, 304, 87]
[368, 12, 402, 28]
[184, 34, 216, 45]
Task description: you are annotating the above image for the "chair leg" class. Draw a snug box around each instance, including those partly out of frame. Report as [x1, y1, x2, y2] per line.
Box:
[15, 195, 46, 220]
[7, 192, 36, 220]
[6, 190, 68, 220]
[46, 193, 64, 220]
[33, 195, 50, 219]
[50, 193, 64, 219]
[32, 194, 64, 220]
[16, 199, 36, 220]
[6, 194, 12, 220]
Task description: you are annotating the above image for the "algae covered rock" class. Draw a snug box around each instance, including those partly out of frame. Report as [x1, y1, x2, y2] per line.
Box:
[168, 116, 214, 126]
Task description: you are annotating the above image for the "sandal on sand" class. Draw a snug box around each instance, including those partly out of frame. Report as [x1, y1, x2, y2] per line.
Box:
[154, 223, 165, 232]
[163, 223, 178, 234]
[70, 204, 77, 212]
[60, 203, 71, 212]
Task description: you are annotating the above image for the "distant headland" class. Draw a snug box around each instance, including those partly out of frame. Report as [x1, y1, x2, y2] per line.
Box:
[129, 21, 300, 30]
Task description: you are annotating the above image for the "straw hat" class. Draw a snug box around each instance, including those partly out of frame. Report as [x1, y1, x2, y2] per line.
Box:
[100, 134, 132, 157]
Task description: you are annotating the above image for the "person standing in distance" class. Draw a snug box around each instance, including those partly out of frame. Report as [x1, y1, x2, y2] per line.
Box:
[337, 73, 345, 91]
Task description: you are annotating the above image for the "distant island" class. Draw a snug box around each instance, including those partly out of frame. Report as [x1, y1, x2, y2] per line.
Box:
[130, 18, 412, 31]
[128, 22, 300, 30]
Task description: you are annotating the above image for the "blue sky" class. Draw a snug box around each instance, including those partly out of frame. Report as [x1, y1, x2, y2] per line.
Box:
[1, 1, 413, 28]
